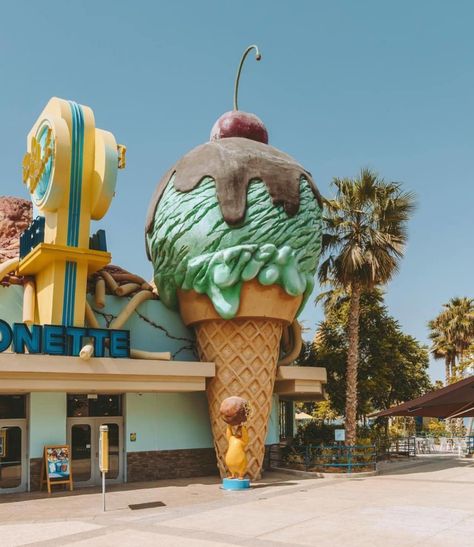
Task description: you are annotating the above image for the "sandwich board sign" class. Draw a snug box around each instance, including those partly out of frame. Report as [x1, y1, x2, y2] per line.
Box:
[40, 445, 73, 493]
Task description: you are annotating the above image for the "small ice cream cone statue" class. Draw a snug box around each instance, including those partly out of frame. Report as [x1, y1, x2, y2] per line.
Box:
[146, 45, 323, 480]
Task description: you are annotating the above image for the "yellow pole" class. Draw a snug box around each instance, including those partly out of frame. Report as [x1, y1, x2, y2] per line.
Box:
[99, 425, 109, 512]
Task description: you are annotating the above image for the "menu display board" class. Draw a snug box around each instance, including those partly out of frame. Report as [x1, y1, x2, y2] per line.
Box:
[46, 446, 70, 478]
[40, 445, 73, 493]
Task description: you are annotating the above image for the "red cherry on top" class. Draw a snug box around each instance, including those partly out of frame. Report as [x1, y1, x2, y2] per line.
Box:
[210, 110, 269, 144]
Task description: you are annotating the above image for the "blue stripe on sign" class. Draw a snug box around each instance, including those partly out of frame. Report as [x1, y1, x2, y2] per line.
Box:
[68, 262, 73, 325]
[69, 262, 77, 325]
[69, 101, 77, 246]
[75, 104, 84, 244]
[67, 104, 77, 246]
[62, 261, 78, 326]
[67, 101, 84, 247]
[67, 262, 72, 326]
[68, 262, 74, 325]
[63, 102, 85, 325]
[75, 108, 84, 244]
[62, 262, 70, 325]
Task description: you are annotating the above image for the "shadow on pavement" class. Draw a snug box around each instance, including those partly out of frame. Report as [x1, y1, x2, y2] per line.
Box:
[378, 455, 474, 477]
[0, 470, 306, 504]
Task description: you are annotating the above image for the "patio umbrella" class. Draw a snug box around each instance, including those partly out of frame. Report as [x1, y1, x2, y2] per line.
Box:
[372, 375, 474, 419]
[295, 411, 314, 420]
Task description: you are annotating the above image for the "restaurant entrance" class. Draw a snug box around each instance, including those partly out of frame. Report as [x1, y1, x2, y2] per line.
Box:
[0, 395, 28, 493]
[66, 394, 124, 486]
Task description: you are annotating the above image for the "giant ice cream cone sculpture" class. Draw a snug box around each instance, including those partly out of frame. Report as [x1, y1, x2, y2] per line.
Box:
[145, 46, 323, 480]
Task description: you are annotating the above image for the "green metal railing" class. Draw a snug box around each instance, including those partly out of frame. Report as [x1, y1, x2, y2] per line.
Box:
[300, 444, 377, 474]
[388, 436, 416, 457]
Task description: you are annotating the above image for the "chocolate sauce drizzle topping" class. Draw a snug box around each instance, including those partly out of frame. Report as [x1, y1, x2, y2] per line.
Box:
[145, 137, 323, 257]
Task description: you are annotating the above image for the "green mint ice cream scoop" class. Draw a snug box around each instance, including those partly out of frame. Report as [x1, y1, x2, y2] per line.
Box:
[145, 137, 323, 319]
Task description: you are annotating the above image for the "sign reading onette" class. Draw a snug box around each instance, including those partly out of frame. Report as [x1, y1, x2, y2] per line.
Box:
[0, 319, 130, 358]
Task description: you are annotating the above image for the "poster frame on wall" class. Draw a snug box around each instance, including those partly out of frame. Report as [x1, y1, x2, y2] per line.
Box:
[0, 429, 6, 458]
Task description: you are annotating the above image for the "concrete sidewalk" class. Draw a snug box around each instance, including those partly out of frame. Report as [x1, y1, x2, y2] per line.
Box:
[1, 456, 473, 546]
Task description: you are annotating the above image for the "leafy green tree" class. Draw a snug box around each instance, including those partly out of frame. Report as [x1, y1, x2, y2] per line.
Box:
[312, 399, 339, 424]
[426, 419, 448, 438]
[318, 169, 415, 444]
[303, 290, 431, 420]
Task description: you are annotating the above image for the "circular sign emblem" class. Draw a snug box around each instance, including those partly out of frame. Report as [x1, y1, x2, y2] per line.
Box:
[22, 121, 55, 206]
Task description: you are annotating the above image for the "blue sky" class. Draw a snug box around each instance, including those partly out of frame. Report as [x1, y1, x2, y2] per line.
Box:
[1, 1, 473, 381]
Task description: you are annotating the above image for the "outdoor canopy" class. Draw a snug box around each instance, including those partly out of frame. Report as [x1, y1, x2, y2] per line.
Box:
[372, 375, 474, 419]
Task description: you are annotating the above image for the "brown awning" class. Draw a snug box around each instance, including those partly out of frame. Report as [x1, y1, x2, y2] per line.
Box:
[372, 375, 474, 419]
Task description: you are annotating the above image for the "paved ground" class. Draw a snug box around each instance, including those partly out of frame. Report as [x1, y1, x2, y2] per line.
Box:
[1, 455, 473, 546]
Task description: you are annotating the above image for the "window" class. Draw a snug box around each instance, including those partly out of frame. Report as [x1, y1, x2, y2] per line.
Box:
[0, 395, 26, 419]
[67, 394, 122, 417]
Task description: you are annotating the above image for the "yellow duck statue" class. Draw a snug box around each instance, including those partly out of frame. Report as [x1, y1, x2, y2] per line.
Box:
[219, 396, 252, 490]
[225, 424, 249, 479]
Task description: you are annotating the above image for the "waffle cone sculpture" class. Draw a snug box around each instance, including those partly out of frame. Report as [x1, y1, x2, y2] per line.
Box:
[179, 280, 302, 478]
[146, 46, 323, 480]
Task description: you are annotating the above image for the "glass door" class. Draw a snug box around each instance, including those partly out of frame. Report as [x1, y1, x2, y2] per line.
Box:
[0, 420, 27, 493]
[70, 423, 93, 485]
[67, 417, 123, 486]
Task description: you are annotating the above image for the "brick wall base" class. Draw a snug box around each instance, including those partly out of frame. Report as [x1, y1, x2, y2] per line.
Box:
[127, 444, 281, 483]
[127, 448, 218, 482]
[29, 458, 42, 491]
[265, 444, 282, 469]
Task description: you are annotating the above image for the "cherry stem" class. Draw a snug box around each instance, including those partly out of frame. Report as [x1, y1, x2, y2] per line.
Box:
[233, 45, 261, 111]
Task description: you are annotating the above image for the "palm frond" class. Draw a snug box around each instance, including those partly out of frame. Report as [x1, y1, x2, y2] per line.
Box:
[318, 168, 415, 290]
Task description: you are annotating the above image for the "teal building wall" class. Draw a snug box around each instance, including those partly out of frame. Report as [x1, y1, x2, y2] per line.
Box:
[125, 392, 280, 452]
[125, 392, 213, 452]
[29, 393, 67, 458]
[87, 295, 197, 360]
[0, 284, 23, 323]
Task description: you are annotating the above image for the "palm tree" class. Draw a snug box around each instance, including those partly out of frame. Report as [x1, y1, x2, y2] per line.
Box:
[318, 168, 415, 445]
[428, 317, 455, 383]
[428, 297, 474, 383]
[445, 297, 474, 370]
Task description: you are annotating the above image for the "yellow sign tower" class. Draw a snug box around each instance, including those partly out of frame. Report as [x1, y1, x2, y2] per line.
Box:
[19, 97, 125, 326]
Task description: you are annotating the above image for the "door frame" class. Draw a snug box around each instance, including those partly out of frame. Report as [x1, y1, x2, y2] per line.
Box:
[67, 416, 124, 487]
[0, 419, 28, 494]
